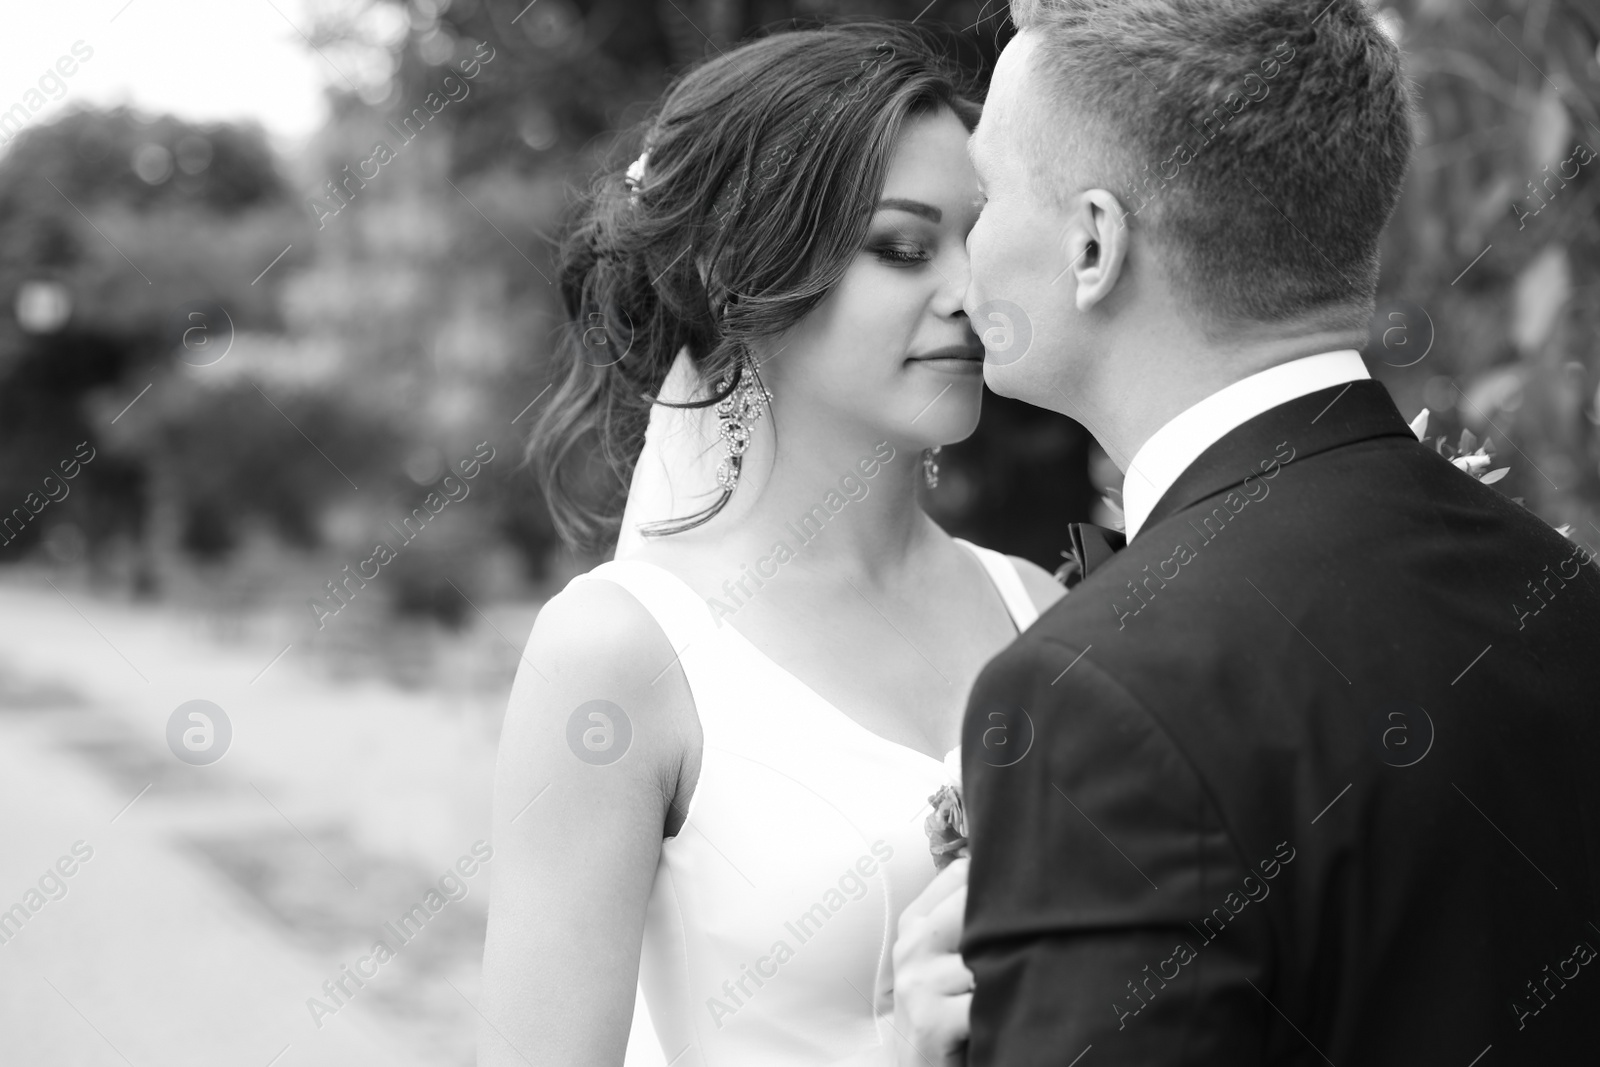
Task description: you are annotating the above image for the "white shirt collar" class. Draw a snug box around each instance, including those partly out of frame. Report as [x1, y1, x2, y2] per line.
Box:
[1120, 349, 1370, 541]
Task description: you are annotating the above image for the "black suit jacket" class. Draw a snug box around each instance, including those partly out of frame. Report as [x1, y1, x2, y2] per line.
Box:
[961, 379, 1600, 1064]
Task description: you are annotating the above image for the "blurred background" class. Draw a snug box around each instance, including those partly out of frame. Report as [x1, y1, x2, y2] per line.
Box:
[0, 0, 1596, 1064]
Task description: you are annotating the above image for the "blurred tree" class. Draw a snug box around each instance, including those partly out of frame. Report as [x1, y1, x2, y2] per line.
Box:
[0, 108, 305, 583]
[1374, 0, 1600, 537]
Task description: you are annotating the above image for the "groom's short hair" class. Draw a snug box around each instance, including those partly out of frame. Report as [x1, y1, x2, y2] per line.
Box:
[1009, 0, 1413, 328]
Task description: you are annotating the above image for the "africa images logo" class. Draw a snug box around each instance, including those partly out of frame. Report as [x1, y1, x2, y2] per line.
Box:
[166, 700, 232, 766]
[567, 700, 632, 766]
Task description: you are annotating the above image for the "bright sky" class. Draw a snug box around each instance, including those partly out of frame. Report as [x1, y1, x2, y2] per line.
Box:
[1, 0, 381, 160]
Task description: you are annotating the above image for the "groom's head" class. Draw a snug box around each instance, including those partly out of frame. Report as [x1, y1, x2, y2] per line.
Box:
[966, 0, 1413, 403]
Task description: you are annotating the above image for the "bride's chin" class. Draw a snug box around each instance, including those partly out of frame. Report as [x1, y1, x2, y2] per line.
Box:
[902, 400, 983, 450]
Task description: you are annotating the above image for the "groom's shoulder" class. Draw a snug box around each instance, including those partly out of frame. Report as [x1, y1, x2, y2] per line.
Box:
[976, 565, 1189, 718]
[1016, 527, 1216, 655]
[1004, 435, 1600, 694]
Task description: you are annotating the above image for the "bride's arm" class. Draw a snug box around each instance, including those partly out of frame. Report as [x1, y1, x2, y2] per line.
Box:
[479, 579, 696, 1066]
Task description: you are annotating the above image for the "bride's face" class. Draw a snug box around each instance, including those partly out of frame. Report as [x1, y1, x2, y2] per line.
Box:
[757, 106, 985, 453]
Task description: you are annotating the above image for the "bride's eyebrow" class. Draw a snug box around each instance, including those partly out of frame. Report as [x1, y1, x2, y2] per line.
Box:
[876, 197, 941, 223]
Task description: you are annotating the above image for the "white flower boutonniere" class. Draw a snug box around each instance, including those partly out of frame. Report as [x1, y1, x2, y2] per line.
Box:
[1409, 407, 1510, 484]
[1410, 408, 1579, 541]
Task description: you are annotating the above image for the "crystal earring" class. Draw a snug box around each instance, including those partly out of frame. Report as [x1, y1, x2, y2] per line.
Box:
[714, 353, 773, 491]
[922, 446, 941, 489]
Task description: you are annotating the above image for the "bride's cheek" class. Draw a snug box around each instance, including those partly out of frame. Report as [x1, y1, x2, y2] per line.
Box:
[842, 274, 905, 339]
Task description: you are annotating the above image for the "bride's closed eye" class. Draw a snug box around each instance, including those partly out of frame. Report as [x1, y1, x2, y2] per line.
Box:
[870, 240, 931, 266]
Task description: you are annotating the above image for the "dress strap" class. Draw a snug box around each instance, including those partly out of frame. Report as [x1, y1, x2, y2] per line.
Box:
[953, 537, 1040, 632]
[565, 559, 721, 659]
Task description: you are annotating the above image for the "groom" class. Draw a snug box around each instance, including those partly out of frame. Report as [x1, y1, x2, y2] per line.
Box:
[959, 0, 1600, 1063]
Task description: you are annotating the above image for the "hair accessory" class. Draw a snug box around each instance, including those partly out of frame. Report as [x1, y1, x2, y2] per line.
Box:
[713, 353, 773, 491]
[624, 149, 650, 205]
[923, 445, 941, 489]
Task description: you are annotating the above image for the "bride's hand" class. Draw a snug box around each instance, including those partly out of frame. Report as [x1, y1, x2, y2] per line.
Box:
[891, 856, 972, 1067]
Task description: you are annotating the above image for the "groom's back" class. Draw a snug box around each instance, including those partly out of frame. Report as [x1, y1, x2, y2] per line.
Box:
[965, 381, 1600, 1062]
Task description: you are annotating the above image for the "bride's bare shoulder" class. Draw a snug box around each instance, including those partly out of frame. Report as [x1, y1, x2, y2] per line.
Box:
[506, 574, 699, 801]
[524, 572, 678, 680]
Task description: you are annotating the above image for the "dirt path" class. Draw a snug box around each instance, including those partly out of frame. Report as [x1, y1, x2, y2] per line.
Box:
[0, 574, 523, 1066]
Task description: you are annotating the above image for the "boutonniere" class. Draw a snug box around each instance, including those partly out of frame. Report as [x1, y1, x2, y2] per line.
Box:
[924, 748, 968, 870]
[1409, 408, 1509, 485]
[1409, 408, 1579, 541]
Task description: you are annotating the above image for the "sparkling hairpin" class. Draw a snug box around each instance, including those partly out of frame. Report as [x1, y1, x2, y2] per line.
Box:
[624, 149, 649, 205]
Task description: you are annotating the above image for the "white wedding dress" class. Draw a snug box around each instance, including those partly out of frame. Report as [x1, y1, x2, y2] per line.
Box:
[577, 347, 1040, 1064]
[567, 542, 1039, 1066]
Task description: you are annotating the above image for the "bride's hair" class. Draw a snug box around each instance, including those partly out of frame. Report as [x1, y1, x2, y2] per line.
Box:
[528, 21, 979, 553]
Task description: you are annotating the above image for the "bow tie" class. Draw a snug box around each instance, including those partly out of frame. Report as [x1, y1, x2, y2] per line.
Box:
[1054, 522, 1127, 588]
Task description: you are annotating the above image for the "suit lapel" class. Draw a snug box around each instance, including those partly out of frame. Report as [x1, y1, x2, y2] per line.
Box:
[1137, 379, 1416, 537]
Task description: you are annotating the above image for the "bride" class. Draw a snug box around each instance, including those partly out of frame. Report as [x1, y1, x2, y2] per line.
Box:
[479, 21, 1063, 1067]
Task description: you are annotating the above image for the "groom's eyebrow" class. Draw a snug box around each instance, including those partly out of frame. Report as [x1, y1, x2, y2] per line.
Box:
[877, 198, 941, 223]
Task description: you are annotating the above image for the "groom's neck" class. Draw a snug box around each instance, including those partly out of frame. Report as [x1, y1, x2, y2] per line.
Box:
[1084, 319, 1367, 474]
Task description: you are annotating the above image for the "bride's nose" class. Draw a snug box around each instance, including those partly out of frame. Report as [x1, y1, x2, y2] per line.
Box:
[933, 239, 973, 321]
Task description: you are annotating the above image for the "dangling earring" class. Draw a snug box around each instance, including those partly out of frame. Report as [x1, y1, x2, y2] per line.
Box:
[714, 352, 773, 491]
[922, 445, 941, 489]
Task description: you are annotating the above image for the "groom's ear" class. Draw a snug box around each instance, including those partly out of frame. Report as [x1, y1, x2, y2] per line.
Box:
[1063, 189, 1129, 313]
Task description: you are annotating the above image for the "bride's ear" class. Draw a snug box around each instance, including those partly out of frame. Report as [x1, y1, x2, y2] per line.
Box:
[695, 254, 725, 322]
[1061, 189, 1129, 313]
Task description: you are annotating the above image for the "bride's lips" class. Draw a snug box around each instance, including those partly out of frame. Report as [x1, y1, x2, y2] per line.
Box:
[906, 344, 985, 372]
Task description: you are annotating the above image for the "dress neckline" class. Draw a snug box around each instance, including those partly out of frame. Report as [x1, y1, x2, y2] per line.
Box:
[715, 620, 953, 768]
[617, 538, 1027, 770]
